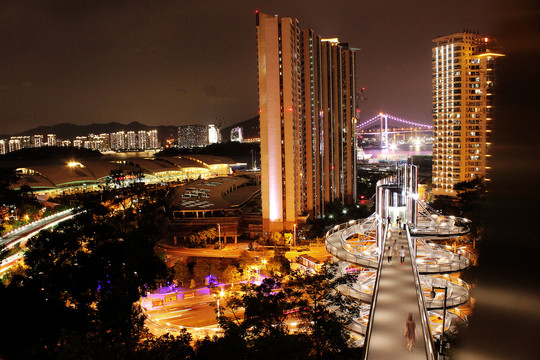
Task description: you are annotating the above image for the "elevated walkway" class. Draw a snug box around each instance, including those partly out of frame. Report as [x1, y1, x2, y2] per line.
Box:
[367, 226, 428, 359]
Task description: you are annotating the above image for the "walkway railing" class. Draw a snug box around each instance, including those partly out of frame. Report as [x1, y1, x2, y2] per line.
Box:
[422, 275, 470, 310]
[407, 225, 437, 360]
[361, 223, 388, 360]
[325, 215, 380, 269]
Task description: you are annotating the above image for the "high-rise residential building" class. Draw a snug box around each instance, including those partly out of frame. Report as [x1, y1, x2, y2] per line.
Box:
[231, 127, 243, 142]
[432, 32, 504, 196]
[178, 125, 208, 148]
[148, 130, 159, 149]
[47, 134, 56, 146]
[8, 139, 21, 152]
[99, 133, 110, 149]
[33, 135, 43, 148]
[10, 136, 31, 149]
[110, 131, 125, 150]
[208, 125, 219, 144]
[126, 131, 137, 150]
[137, 130, 148, 150]
[257, 12, 357, 232]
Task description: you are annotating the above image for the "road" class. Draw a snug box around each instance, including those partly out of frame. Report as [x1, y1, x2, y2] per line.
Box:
[161, 242, 331, 263]
[161, 244, 248, 259]
[0, 209, 79, 274]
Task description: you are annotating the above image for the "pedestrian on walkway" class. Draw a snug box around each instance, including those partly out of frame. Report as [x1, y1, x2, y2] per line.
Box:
[387, 245, 392, 264]
[396, 215, 401, 228]
[404, 313, 416, 351]
[399, 246, 406, 264]
[387, 215, 392, 227]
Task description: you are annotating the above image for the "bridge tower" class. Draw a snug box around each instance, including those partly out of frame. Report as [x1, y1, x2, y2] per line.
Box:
[379, 113, 389, 149]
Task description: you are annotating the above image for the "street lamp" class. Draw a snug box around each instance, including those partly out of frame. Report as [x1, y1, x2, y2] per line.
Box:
[293, 223, 297, 249]
[216, 288, 225, 320]
[430, 285, 448, 356]
[218, 224, 221, 250]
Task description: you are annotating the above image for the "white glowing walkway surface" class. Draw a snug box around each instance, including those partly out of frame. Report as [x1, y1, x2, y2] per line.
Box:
[367, 228, 428, 359]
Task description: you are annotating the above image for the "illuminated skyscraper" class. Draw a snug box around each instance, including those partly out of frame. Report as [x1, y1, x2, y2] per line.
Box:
[8, 139, 21, 152]
[432, 32, 504, 196]
[47, 134, 56, 146]
[137, 130, 148, 150]
[110, 131, 125, 150]
[178, 125, 208, 148]
[230, 127, 243, 142]
[148, 130, 159, 149]
[126, 131, 137, 150]
[33, 135, 43, 148]
[208, 125, 219, 144]
[257, 12, 357, 232]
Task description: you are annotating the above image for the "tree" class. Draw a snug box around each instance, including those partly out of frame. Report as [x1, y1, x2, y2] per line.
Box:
[218, 277, 301, 360]
[192, 258, 222, 284]
[454, 177, 487, 232]
[454, 177, 486, 210]
[269, 231, 283, 246]
[0, 206, 170, 359]
[238, 250, 255, 270]
[222, 265, 241, 285]
[214, 264, 362, 359]
[187, 227, 217, 248]
[286, 263, 361, 359]
[173, 261, 192, 287]
[135, 332, 194, 360]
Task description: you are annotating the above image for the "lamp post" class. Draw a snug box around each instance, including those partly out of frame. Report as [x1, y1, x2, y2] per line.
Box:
[430, 285, 448, 356]
[216, 288, 225, 320]
[218, 224, 221, 250]
[293, 223, 297, 249]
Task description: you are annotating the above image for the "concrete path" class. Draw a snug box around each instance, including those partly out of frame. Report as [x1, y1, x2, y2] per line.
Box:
[367, 225, 428, 359]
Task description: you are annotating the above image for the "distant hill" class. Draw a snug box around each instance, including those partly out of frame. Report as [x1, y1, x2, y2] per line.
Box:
[221, 116, 259, 142]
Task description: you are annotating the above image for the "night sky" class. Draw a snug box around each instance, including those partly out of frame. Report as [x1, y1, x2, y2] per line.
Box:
[0, 0, 511, 135]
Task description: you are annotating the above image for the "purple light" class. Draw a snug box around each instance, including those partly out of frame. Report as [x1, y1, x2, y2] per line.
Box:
[357, 113, 433, 130]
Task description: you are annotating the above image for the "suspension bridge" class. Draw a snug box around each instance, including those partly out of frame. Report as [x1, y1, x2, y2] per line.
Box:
[357, 113, 433, 149]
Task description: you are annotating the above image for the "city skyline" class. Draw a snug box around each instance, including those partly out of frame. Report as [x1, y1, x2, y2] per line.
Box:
[0, 1, 509, 135]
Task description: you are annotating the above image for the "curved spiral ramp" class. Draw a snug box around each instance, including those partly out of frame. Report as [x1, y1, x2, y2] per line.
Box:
[325, 216, 471, 347]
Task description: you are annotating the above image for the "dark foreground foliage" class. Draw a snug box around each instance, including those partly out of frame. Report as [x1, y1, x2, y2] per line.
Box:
[0, 197, 362, 359]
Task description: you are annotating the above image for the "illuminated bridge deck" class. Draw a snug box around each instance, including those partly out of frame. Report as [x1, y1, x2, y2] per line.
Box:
[367, 227, 428, 359]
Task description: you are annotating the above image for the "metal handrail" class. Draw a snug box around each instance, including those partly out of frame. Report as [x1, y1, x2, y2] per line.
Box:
[407, 225, 437, 360]
[324, 215, 380, 269]
[361, 223, 387, 360]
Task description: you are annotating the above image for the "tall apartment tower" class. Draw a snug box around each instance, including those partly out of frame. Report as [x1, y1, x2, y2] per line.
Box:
[47, 134, 56, 146]
[257, 12, 357, 232]
[33, 135, 43, 148]
[432, 32, 504, 196]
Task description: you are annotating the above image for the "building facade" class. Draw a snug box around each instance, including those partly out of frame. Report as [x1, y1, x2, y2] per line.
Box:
[257, 12, 357, 232]
[47, 134, 56, 146]
[177, 125, 209, 148]
[432, 32, 504, 196]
